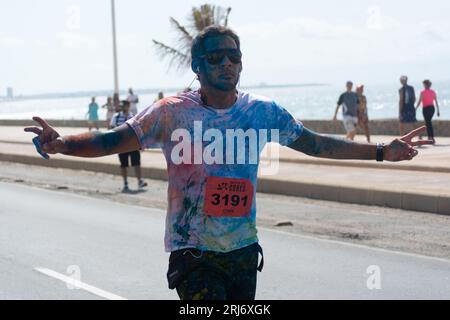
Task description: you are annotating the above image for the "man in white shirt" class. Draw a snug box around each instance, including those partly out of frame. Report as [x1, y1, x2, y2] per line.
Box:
[127, 88, 139, 115]
[110, 100, 147, 192]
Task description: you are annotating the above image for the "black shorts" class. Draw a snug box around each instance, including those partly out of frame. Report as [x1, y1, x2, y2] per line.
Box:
[167, 243, 264, 300]
[118, 151, 140, 168]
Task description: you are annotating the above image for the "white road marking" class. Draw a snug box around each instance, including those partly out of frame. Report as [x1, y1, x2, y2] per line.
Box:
[34, 267, 127, 300]
[259, 227, 450, 264]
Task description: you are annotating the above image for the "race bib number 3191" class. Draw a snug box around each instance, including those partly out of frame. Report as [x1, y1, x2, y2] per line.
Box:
[204, 177, 254, 217]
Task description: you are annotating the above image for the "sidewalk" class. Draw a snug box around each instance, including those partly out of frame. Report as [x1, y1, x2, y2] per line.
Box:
[1, 126, 449, 215]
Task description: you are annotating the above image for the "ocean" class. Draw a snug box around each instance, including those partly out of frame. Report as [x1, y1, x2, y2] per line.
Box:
[1, 81, 449, 121]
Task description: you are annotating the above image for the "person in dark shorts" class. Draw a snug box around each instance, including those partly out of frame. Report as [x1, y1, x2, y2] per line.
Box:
[168, 243, 263, 300]
[110, 101, 147, 192]
[399, 75, 417, 135]
[333, 81, 360, 140]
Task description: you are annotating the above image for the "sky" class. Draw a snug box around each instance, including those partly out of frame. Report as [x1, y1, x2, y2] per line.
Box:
[1, 0, 450, 95]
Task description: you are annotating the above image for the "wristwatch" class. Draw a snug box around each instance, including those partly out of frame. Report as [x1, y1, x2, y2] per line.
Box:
[376, 143, 384, 162]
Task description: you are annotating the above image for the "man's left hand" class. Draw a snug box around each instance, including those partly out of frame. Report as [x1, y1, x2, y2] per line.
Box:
[384, 126, 434, 162]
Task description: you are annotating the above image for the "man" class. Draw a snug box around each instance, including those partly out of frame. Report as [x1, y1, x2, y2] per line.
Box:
[154, 91, 164, 103]
[399, 75, 417, 135]
[110, 100, 147, 192]
[86, 97, 99, 131]
[127, 88, 139, 115]
[25, 26, 431, 300]
[333, 81, 359, 140]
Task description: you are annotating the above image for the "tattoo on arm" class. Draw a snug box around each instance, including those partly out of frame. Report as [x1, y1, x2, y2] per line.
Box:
[62, 124, 138, 157]
[288, 128, 376, 160]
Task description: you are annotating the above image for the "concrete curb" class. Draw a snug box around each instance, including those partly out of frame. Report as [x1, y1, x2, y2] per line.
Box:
[1, 152, 448, 216]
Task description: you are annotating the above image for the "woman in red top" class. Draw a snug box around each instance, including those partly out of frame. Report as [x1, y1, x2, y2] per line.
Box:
[416, 80, 440, 144]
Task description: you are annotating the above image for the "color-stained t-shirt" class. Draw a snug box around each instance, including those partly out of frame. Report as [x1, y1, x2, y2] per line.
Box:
[337, 92, 359, 117]
[126, 90, 304, 253]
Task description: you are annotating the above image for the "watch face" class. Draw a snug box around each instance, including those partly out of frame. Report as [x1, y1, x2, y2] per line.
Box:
[376, 144, 384, 162]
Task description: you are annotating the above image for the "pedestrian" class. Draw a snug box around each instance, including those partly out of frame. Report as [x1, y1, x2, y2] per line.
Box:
[399, 75, 417, 135]
[127, 88, 139, 115]
[113, 93, 121, 113]
[416, 79, 440, 144]
[333, 81, 359, 140]
[154, 91, 164, 103]
[25, 25, 433, 301]
[86, 97, 99, 131]
[356, 85, 371, 143]
[102, 96, 115, 129]
[110, 100, 147, 192]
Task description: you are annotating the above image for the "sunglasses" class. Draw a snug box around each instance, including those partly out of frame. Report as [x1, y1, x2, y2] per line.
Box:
[200, 49, 242, 65]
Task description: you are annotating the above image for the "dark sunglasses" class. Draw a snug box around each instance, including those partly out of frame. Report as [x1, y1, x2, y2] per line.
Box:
[200, 49, 242, 65]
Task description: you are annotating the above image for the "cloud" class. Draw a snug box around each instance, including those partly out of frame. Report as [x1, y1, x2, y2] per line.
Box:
[366, 6, 400, 31]
[420, 22, 447, 42]
[238, 17, 363, 40]
[0, 34, 25, 47]
[57, 32, 98, 49]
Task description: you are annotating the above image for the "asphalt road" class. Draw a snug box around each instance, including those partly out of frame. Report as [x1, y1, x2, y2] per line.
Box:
[1, 181, 449, 300]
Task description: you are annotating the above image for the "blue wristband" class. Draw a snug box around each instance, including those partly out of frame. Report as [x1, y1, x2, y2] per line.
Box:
[32, 136, 50, 160]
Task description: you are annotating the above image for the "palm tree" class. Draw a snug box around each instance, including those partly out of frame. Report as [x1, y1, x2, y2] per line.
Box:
[152, 4, 232, 72]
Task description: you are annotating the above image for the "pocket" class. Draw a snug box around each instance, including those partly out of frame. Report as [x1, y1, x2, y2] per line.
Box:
[167, 249, 203, 290]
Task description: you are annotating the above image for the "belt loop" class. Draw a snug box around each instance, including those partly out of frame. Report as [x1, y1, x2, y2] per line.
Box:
[257, 243, 264, 272]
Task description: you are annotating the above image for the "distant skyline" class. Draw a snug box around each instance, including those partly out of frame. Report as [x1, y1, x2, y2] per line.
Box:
[1, 0, 450, 95]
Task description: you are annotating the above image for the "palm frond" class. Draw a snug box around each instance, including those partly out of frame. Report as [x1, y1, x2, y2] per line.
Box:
[152, 39, 191, 70]
[153, 4, 232, 72]
[169, 17, 194, 47]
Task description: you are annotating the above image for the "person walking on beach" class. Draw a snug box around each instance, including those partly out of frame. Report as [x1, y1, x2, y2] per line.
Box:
[25, 25, 433, 301]
[333, 81, 360, 140]
[86, 97, 99, 131]
[127, 88, 139, 115]
[416, 79, 440, 144]
[110, 100, 147, 192]
[102, 96, 115, 129]
[399, 76, 417, 135]
[356, 85, 371, 143]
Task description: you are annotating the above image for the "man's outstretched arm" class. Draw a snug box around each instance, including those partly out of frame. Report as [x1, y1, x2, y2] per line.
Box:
[288, 126, 432, 162]
[24, 117, 140, 158]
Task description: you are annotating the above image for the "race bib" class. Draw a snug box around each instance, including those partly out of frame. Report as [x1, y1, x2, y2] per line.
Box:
[204, 177, 254, 217]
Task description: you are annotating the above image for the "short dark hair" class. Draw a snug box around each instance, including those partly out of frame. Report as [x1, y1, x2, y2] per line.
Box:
[191, 25, 241, 61]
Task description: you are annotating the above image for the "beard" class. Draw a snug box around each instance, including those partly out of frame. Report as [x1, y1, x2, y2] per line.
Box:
[205, 72, 240, 92]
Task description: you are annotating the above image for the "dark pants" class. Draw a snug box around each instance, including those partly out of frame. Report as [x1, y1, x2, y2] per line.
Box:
[423, 106, 435, 139]
[167, 243, 263, 300]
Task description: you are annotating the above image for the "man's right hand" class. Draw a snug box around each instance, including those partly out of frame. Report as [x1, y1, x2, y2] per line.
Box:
[24, 117, 67, 154]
